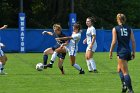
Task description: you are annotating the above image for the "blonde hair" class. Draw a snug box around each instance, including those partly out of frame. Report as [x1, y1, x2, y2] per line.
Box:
[117, 13, 126, 25]
[53, 24, 62, 31]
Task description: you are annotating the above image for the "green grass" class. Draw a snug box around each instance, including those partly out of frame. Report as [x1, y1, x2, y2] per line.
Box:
[0, 52, 140, 93]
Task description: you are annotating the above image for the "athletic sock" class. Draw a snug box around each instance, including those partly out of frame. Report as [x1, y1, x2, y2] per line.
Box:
[0, 62, 2, 73]
[86, 60, 92, 71]
[43, 55, 48, 65]
[50, 51, 58, 64]
[119, 70, 125, 84]
[59, 66, 64, 72]
[89, 58, 97, 70]
[124, 74, 133, 91]
[73, 63, 81, 71]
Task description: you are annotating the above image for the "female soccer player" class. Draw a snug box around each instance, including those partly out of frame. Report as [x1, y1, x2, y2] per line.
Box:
[109, 13, 136, 93]
[0, 25, 8, 75]
[46, 23, 85, 74]
[42, 24, 68, 74]
[83, 17, 98, 73]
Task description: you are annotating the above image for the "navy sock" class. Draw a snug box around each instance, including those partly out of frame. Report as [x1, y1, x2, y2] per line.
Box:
[119, 70, 125, 85]
[124, 74, 133, 91]
[43, 55, 48, 65]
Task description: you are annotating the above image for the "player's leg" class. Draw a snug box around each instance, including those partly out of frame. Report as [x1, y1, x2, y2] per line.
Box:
[0, 55, 7, 75]
[58, 58, 64, 74]
[70, 55, 84, 74]
[118, 58, 134, 93]
[117, 60, 127, 92]
[85, 49, 93, 72]
[86, 50, 97, 73]
[43, 48, 54, 68]
[47, 47, 66, 68]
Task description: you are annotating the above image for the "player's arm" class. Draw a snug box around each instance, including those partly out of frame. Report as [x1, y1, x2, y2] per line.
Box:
[60, 40, 69, 48]
[42, 31, 53, 36]
[89, 35, 96, 50]
[130, 30, 136, 59]
[56, 36, 72, 41]
[0, 25, 8, 30]
[109, 28, 117, 59]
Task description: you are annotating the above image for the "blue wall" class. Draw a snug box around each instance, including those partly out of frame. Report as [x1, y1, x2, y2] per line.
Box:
[0, 29, 139, 52]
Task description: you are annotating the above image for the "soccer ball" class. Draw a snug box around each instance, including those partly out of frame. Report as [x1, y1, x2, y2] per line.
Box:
[36, 63, 44, 71]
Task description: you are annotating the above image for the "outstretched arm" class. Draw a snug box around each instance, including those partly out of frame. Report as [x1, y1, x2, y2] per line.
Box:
[109, 28, 117, 59]
[42, 31, 53, 36]
[0, 25, 8, 30]
[56, 36, 73, 41]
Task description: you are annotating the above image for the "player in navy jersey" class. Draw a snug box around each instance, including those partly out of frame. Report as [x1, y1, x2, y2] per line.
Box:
[0, 25, 8, 75]
[46, 23, 85, 74]
[42, 24, 68, 74]
[109, 13, 136, 93]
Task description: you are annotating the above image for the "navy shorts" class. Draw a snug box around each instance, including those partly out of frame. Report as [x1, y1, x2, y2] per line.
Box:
[51, 44, 66, 59]
[57, 53, 66, 59]
[51, 44, 60, 51]
[117, 52, 131, 61]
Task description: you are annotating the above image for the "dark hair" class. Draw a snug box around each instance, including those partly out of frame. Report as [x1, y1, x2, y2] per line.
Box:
[87, 16, 96, 24]
[73, 22, 82, 32]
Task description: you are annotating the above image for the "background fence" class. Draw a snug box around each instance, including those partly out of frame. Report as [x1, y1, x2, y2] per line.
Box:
[0, 29, 139, 52]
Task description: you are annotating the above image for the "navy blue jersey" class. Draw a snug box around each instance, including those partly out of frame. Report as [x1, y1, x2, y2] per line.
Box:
[115, 25, 132, 61]
[115, 25, 131, 53]
[52, 32, 66, 59]
[51, 32, 66, 51]
[52, 32, 66, 45]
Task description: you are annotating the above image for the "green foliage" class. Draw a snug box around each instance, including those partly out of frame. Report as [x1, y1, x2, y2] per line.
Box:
[0, 0, 140, 29]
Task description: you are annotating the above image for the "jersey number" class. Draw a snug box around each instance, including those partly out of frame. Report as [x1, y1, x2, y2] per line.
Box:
[121, 28, 128, 36]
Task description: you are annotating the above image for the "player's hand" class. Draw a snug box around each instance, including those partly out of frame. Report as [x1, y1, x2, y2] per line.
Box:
[60, 44, 64, 49]
[42, 31, 47, 35]
[0, 43, 5, 47]
[55, 38, 60, 41]
[3, 25, 8, 28]
[83, 39, 87, 44]
[109, 52, 113, 59]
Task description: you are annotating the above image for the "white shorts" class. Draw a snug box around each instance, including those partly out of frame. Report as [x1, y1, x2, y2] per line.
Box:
[0, 50, 4, 57]
[86, 44, 97, 52]
[65, 46, 78, 56]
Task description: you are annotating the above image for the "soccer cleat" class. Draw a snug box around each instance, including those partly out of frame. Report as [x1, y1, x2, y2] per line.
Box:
[89, 71, 93, 72]
[121, 85, 127, 93]
[79, 69, 85, 74]
[93, 69, 98, 73]
[0, 72, 8, 75]
[61, 70, 65, 75]
[46, 64, 53, 68]
[43, 65, 47, 69]
[60, 66, 65, 75]
[127, 90, 134, 93]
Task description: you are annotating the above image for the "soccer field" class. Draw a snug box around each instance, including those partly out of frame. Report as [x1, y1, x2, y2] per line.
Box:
[0, 52, 139, 93]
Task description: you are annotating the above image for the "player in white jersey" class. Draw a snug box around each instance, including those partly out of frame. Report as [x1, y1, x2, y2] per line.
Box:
[0, 25, 8, 75]
[46, 23, 85, 74]
[83, 17, 98, 73]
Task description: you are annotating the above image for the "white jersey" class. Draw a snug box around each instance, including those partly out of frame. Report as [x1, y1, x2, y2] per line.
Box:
[86, 26, 97, 45]
[66, 32, 81, 56]
[86, 26, 97, 52]
[0, 43, 4, 56]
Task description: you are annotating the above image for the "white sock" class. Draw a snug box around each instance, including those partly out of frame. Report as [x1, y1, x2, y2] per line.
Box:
[86, 60, 93, 71]
[50, 51, 58, 64]
[89, 58, 97, 70]
[73, 63, 81, 71]
[0, 62, 2, 73]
